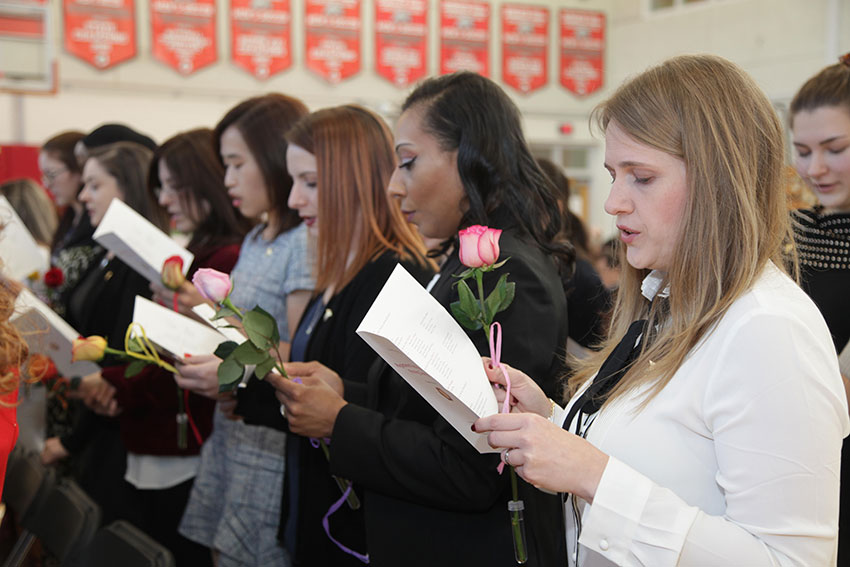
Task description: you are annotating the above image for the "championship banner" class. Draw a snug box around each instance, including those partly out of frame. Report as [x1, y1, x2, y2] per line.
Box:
[63, 0, 136, 69]
[559, 8, 604, 96]
[151, 0, 217, 75]
[230, 0, 291, 79]
[440, 0, 489, 77]
[304, 0, 361, 84]
[374, 0, 427, 87]
[501, 4, 547, 94]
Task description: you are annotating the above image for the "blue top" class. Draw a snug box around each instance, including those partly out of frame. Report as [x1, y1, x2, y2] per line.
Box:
[228, 222, 315, 341]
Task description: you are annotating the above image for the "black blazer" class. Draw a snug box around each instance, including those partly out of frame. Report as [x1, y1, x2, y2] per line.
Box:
[280, 251, 435, 567]
[329, 229, 569, 567]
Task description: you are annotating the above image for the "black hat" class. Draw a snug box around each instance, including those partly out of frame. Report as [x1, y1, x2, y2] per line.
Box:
[81, 123, 157, 151]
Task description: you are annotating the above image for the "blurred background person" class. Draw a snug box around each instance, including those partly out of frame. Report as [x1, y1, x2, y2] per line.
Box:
[789, 51, 850, 563]
[41, 141, 167, 526]
[537, 158, 611, 355]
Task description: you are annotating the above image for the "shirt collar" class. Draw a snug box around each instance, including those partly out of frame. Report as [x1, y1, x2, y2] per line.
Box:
[640, 269, 670, 301]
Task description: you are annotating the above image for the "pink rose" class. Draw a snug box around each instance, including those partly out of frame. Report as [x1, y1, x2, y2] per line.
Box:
[71, 336, 107, 362]
[192, 268, 232, 303]
[458, 225, 502, 268]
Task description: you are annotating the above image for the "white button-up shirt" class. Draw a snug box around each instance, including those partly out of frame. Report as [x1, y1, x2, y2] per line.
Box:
[555, 263, 849, 566]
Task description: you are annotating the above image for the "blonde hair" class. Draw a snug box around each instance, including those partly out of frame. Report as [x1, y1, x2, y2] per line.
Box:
[570, 55, 794, 405]
[0, 178, 59, 247]
[0, 279, 28, 406]
[285, 105, 433, 293]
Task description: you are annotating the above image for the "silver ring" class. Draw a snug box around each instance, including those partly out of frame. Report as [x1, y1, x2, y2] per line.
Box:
[503, 449, 511, 466]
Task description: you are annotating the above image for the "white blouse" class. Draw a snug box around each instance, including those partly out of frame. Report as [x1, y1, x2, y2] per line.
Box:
[555, 263, 850, 566]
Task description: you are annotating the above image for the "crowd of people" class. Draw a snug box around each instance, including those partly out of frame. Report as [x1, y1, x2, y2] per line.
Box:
[0, 51, 848, 566]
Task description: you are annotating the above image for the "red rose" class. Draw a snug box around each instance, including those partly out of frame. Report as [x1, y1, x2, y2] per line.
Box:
[44, 267, 64, 288]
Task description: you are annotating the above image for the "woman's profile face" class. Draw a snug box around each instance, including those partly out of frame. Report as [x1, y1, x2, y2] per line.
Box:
[220, 125, 271, 221]
[388, 106, 467, 240]
[157, 159, 205, 233]
[792, 105, 850, 214]
[603, 120, 688, 273]
[286, 144, 319, 237]
[38, 151, 80, 208]
[79, 157, 123, 227]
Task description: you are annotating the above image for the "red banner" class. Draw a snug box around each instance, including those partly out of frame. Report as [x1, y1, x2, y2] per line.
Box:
[230, 0, 291, 79]
[559, 9, 604, 96]
[375, 0, 427, 87]
[501, 4, 547, 94]
[304, 0, 360, 84]
[63, 0, 136, 70]
[440, 0, 489, 77]
[151, 0, 217, 75]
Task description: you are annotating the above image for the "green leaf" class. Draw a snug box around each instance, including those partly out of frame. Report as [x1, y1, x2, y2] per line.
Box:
[490, 257, 510, 270]
[501, 281, 516, 313]
[254, 357, 277, 379]
[243, 306, 280, 349]
[217, 357, 244, 388]
[456, 279, 479, 319]
[214, 340, 239, 360]
[450, 301, 482, 331]
[124, 359, 148, 378]
[126, 337, 145, 353]
[211, 307, 237, 321]
[451, 267, 475, 281]
[233, 341, 271, 365]
[485, 273, 515, 317]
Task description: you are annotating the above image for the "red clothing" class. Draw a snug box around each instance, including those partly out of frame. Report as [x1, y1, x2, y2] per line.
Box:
[102, 244, 240, 456]
[0, 389, 18, 496]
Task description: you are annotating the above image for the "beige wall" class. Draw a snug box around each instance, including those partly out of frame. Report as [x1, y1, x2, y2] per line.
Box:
[1, 0, 846, 235]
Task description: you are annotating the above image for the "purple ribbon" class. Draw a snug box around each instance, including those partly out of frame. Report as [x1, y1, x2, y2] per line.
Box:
[489, 322, 512, 475]
[322, 484, 370, 564]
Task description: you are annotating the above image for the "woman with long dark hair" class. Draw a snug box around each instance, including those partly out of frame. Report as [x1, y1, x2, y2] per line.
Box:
[176, 94, 313, 567]
[275, 72, 572, 567]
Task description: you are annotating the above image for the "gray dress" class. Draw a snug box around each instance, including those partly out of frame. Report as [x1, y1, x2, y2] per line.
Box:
[179, 223, 314, 566]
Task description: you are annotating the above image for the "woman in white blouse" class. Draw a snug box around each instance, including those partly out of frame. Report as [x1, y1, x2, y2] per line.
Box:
[474, 54, 850, 566]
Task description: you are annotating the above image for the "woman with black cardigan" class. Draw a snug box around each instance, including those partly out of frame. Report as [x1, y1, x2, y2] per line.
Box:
[274, 73, 572, 567]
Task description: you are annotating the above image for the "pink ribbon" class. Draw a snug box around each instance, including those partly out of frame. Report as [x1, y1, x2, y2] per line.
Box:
[489, 322, 512, 474]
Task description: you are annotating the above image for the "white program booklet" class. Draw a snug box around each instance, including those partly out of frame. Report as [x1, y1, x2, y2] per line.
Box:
[11, 288, 100, 378]
[93, 199, 194, 284]
[132, 296, 237, 360]
[0, 196, 49, 281]
[356, 264, 498, 453]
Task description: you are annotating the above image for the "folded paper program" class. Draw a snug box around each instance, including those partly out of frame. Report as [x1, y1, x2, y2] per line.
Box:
[356, 264, 499, 453]
[93, 199, 194, 284]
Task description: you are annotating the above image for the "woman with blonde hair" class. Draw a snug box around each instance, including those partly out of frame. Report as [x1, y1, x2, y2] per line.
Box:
[0, 178, 58, 248]
[0, 278, 29, 495]
[475, 54, 849, 566]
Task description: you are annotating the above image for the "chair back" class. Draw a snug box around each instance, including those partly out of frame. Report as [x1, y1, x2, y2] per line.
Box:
[84, 520, 176, 567]
[28, 479, 101, 566]
[2, 447, 55, 527]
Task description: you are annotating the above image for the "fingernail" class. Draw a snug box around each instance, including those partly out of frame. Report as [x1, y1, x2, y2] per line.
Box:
[487, 363, 494, 370]
[184, 353, 191, 358]
[470, 423, 477, 432]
